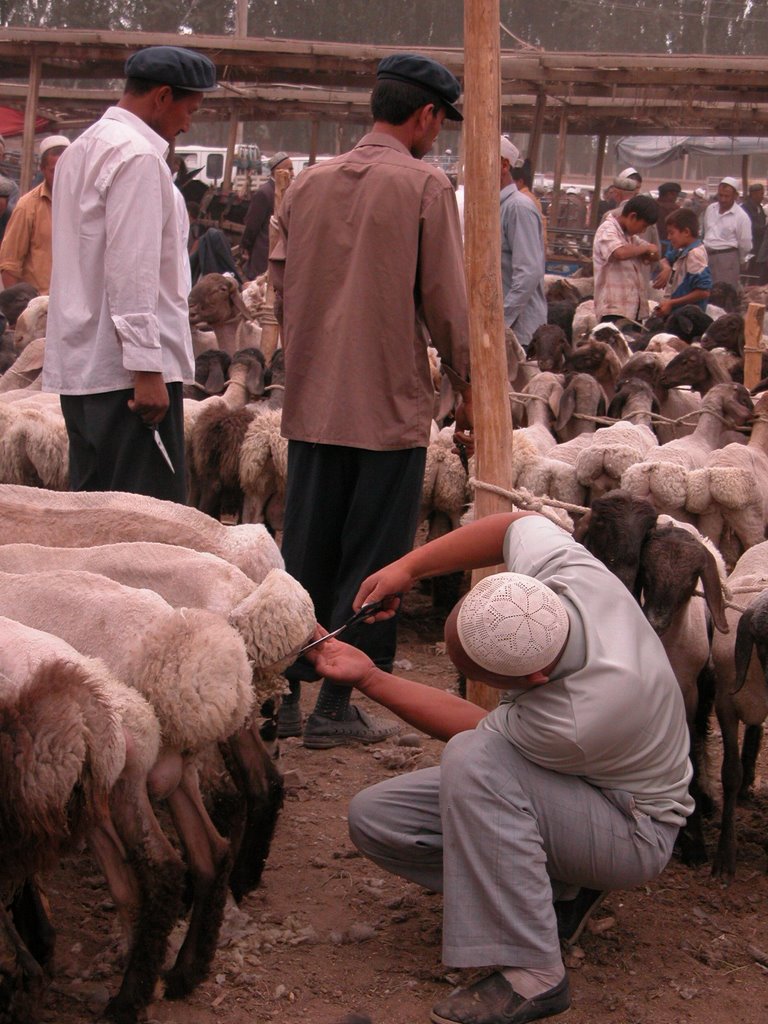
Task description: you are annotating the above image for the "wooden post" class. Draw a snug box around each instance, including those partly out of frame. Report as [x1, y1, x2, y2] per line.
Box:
[548, 107, 569, 231]
[744, 303, 765, 392]
[528, 90, 547, 178]
[464, 0, 517, 711]
[590, 133, 607, 229]
[222, 108, 239, 193]
[308, 120, 319, 166]
[259, 166, 292, 363]
[742, 154, 750, 196]
[20, 54, 42, 194]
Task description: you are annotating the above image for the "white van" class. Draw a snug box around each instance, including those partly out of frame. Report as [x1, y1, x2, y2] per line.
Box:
[175, 145, 262, 186]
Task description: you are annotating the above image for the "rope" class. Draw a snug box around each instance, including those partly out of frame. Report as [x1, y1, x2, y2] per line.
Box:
[469, 477, 589, 530]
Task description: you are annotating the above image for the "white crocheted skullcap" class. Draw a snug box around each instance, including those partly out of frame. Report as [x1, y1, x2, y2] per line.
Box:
[456, 572, 569, 676]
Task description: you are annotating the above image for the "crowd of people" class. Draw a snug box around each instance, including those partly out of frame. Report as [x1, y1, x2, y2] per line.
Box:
[0, 44, 759, 1024]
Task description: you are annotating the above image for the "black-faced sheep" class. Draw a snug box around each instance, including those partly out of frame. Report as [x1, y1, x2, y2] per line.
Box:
[527, 324, 571, 373]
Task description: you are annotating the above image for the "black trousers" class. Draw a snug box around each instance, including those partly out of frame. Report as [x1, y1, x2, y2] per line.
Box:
[281, 441, 427, 682]
[60, 382, 186, 503]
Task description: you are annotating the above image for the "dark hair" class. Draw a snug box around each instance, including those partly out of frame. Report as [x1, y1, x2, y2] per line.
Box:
[623, 194, 659, 225]
[665, 207, 699, 237]
[370, 79, 446, 125]
[124, 77, 196, 103]
[511, 157, 533, 190]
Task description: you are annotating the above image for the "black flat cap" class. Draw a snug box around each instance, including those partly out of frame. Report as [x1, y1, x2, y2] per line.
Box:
[125, 45, 217, 92]
[658, 181, 682, 195]
[377, 53, 463, 121]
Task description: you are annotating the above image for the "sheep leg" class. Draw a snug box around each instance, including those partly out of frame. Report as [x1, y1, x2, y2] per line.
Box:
[0, 901, 46, 1024]
[739, 724, 763, 800]
[712, 699, 742, 879]
[163, 761, 232, 1000]
[89, 772, 185, 1024]
[219, 721, 285, 903]
[10, 881, 55, 973]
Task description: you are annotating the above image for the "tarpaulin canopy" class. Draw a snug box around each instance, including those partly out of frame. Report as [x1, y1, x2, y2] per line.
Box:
[0, 106, 50, 137]
[615, 136, 768, 169]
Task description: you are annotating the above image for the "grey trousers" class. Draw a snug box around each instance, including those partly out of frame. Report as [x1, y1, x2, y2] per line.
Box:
[348, 728, 679, 969]
[706, 248, 742, 289]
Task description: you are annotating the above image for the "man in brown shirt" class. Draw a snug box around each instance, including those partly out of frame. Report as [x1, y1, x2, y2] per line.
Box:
[271, 53, 470, 747]
[0, 135, 69, 293]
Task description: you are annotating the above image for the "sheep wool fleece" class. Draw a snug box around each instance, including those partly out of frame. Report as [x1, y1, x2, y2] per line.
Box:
[348, 516, 692, 968]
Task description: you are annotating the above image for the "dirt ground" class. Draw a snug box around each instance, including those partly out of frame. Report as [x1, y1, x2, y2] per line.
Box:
[40, 594, 768, 1024]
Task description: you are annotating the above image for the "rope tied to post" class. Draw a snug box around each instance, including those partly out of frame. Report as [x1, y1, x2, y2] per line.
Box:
[469, 476, 588, 531]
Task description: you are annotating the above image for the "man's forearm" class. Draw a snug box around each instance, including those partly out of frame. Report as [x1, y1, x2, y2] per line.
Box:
[359, 668, 485, 741]
[398, 511, 536, 581]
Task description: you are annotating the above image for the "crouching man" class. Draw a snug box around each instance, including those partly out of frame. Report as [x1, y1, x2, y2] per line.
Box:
[306, 511, 693, 1024]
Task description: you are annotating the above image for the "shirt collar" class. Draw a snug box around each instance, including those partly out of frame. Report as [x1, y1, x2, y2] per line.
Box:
[101, 106, 169, 158]
[354, 131, 413, 158]
[500, 183, 519, 202]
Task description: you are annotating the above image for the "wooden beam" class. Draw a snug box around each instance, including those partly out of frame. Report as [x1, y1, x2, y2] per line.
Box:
[308, 120, 319, 165]
[548, 107, 569, 231]
[744, 303, 765, 392]
[742, 154, 750, 195]
[464, 0, 516, 712]
[527, 91, 547, 176]
[590, 133, 607, 230]
[20, 53, 42, 193]
[222, 108, 239, 193]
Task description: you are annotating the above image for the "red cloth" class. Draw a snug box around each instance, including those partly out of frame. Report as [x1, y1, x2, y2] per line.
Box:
[0, 106, 50, 137]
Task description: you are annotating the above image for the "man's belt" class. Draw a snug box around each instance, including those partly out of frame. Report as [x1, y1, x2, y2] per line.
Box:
[705, 246, 738, 254]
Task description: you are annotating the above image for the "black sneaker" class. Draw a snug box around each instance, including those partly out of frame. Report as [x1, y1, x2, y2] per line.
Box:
[302, 706, 399, 749]
[276, 700, 303, 738]
[431, 971, 570, 1024]
[554, 887, 606, 945]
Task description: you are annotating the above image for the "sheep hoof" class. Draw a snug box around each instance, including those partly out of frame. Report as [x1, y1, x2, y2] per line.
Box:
[163, 966, 198, 1001]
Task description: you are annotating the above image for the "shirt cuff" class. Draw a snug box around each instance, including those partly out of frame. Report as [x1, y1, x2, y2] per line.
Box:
[112, 313, 165, 373]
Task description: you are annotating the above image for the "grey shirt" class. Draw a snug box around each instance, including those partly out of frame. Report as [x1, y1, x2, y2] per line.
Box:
[500, 183, 547, 349]
[481, 516, 694, 827]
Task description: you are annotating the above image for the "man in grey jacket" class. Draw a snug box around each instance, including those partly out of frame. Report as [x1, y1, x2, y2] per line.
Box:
[499, 136, 547, 351]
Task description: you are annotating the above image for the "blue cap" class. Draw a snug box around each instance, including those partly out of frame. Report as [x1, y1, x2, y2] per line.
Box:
[377, 53, 463, 121]
[125, 46, 217, 92]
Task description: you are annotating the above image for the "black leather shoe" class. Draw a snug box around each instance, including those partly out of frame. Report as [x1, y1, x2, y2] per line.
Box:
[554, 887, 606, 945]
[430, 971, 570, 1024]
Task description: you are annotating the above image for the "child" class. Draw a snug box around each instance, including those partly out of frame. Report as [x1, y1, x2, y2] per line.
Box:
[592, 194, 660, 323]
[656, 207, 712, 317]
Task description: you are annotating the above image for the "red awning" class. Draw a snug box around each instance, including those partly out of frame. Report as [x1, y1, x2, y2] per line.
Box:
[0, 106, 51, 137]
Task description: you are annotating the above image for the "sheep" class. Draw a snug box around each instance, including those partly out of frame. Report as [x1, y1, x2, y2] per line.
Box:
[12, 296, 47, 352]
[184, 348, 231, 399]
[239, 407, 288, 532]
[664, 304, 713, 343]
[571, 298, 597, 344]
[708, 281, 740, 314]
[565, 339, 622, 401]
[418, 423, 469, 544]
[621, 383, 754, 518]
[574, 490, 658, 598]
[0, 550, 316, 901]
[0, 484, 284, 585]
[0, 337, 45, 394]
[615, 351, 700, 443]
[553, 372, 606, 442]
[0, 567, 311, 1000]
[0, 401, 68, 490]
[606, 377, 658, 429]
[511, 372, 562, 453]
[637, 521, 729, 866]
[710, 545, 768, 877]
[660, 344, 734, 395]
[588, 321, 634, 365]
[0, 615, 182, 1024]
[686, 390, 768, 564]
[575, 417, 659, 501]
[187, 273, 262, 356]
[0, 282, 37, 328]
[527, 323, 571, 373]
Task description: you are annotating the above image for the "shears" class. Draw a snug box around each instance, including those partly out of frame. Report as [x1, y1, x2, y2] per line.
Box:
[297, 596, 398, 656]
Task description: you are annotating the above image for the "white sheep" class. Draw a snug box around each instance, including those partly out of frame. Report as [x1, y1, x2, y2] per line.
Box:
[575, 419, 659, 500]
[239, 406, 288, 532]
[0, 401, 68, 489]
[0, 484, 283, 585]
[686, 390, 768, 564]
[0, 337, 45, 394]
[571, 299, 597, 344]
[620, 383, 753, 517]
[0, 615, 182, 1023]
[12, 295, 48, 351]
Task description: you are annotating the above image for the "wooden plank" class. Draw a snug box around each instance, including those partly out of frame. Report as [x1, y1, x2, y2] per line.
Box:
[464, 0, 516, 713]
[222, 108, 239, 193]
[548, 107, 569, 231]
[20, 53, 41, 193]
[590, 133, 607, 230]
[744, 303, 765, 392]
[527, 91, 547, 177]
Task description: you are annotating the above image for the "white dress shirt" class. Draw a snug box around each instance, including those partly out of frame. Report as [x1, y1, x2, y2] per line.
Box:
[702, 201, 753, 260]
[44, 107, 194, 395]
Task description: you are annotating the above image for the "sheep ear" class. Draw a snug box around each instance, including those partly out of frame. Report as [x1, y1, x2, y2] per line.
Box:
[548, 390, 561, 420]
[572, 509, 591, 542]
[596, 391, 607, 419]
[607, 389, 626, 418]
[733, 609, 755, 693]
[554, 385, 576, 432]
[229, 282, 252, 319]
[698, 545, 729, 634]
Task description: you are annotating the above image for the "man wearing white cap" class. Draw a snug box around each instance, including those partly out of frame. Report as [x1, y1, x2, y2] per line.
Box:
[701, 176, 752, 289]
[0, 134, 69, 292]
[306, 510, 692, 1024]
[499, 135, 546, 350]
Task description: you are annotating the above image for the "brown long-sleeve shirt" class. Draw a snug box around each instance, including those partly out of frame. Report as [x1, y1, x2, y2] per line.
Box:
[270, 132, 469, 451]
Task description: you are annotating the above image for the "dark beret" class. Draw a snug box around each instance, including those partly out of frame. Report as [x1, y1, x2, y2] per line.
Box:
[658, 181, 682, 196]
[377, 53, 463, 121]
[125, 46, 217, 92]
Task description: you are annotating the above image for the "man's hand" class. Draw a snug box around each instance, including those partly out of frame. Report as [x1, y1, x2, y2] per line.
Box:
[652, 262, 672, 289]
[354, 562, 415, 617]
[640, 244, 659, 264]
[305, 633, 378, 689]
[656, 299, 674, 317]
[128, 371, 169, 426]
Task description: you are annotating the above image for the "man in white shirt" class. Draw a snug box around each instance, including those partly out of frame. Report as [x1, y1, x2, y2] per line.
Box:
[45, 46, 216, 501]
[702, 175, 752, 290]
